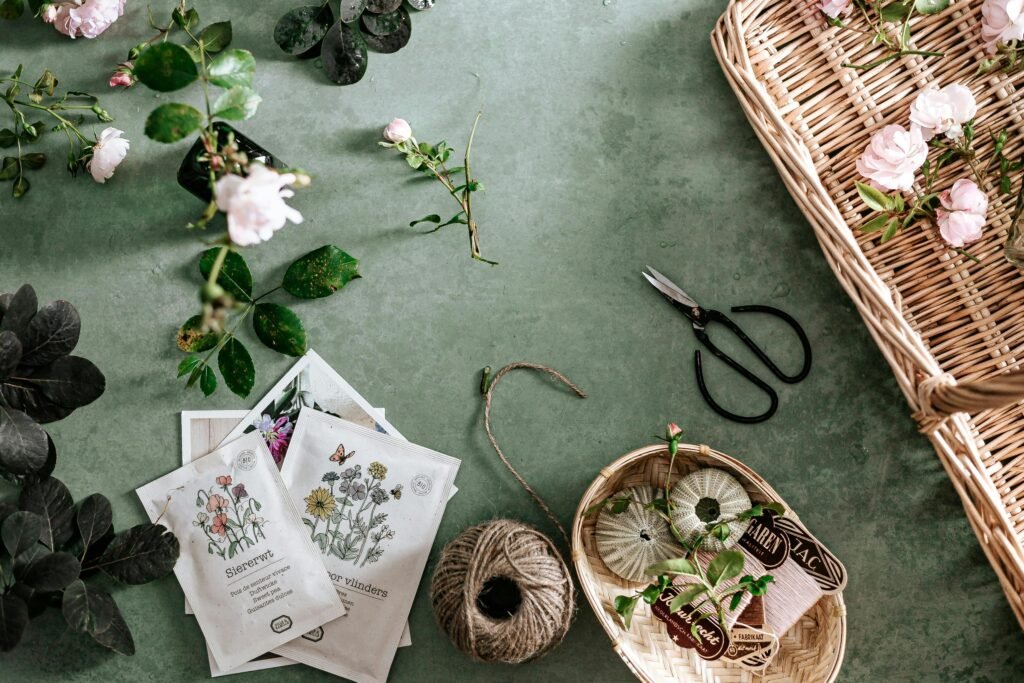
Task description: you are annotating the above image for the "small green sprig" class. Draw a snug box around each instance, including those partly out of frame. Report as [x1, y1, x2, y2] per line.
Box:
[829, 0, 947, 71]
[979, 40, 1024, 75]
[0, 65, 113, 198]
[381, 113, 496, 265]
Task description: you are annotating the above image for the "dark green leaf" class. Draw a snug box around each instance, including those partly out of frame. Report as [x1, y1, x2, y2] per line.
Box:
[669, 584, 706, 612]
[282, 245, 361, 298]
[706, 550, 744, 587]
[366, 0, 402, 12]
[134, 43, 199, 92]
[1, 511, 41, 556]
[0, 156, 17, 181]
[362, 7, 410, 54]
[199, 248, 253, 301]
[199, 365, 217, 397]
[176, 315, 220, 353]
[712, 523, 730, 542]
[171, 6, 198, 31]
[339, 0, 367, 23]
[610, 497, 630, 514]
[77, 493, 113, 556]
[407, 0, 434, 9]
[362, 9, 403, 35]
[321, 21, 368, 85]
[144, 103, 203, 144]
[212, 86, 262, 121]
[410, 214, 441, 227]
[20, 300, 80, 367]
[275, 5, 335, 55]
[20, 550, 79, 591]
[199, 21, 232, 53]
[914, 0, 949, 13]
[12, 356, 105, 411]
[0, 330, 22, 379]
[0, 284, 37, 343]
[90, 598, 135, 655]
[208, 49, 256, 89]
[645, 557, 699, 576]
[62, 579, 114, 635]
[730, 592, 743, 611]
[0, 406, 49, 476]
[639, 583, 664, 604]
[218, 337, 255, 398]
[0, 594, 28, 652]
[0, 0, 24, 20]
[19, 476, 74, 550]
[582, 497, 608, 517]
[92, 523, 179, 585]
[614, 594, 638, 629]
[0, 129, 15, 148]
[176, 356, 202, 378]
[253, 303, 307, 357]
[18, 153, 44, 170]
[880, 1, 912, 22]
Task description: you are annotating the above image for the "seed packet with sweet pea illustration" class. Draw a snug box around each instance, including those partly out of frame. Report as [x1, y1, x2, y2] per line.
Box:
[137, 430, 345, 672]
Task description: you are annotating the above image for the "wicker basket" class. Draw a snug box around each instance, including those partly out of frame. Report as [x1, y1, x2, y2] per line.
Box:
[711, 0, 1024, 629]
[571, 444, 846, 682]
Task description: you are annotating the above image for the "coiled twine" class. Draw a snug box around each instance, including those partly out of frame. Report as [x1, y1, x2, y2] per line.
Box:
[430, 519, 575, 664]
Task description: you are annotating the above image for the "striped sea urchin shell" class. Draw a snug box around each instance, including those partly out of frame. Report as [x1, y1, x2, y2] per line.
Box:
[669, 468, 751, 552]
[595, 485, 678, 582]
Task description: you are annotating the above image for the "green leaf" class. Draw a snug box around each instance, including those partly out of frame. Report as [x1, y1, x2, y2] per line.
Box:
[0, 594, 28, 652]
[200, 21, 233, 53]
[880, 1, 912, 21]
[0, 156, 16, 181]
[18, 153, 44, 170]
[362, 8, 403, 36]
[19, 477, 74, 550]
[12, 356, 105, 412]
[253, 303, 307, 357]
[207, 49, 256, 89]
[89, 598, 135, 655]
[274, 5, 335, 55]
[881, 217, 901, 243]
[712, 523, 731, 542]
[12, 175, 28, 198]
[77, 493, 113, 556]
[362, 7, 411, 54]
[706, 550, 744, 587]
[218, 337, 255, 398]
[20, 551, 80, 591]
[610, 497, 630, 514]
[763, 503, 785, 516]
[914, 0, 949, 14]
[176, 357, 201, 378]
[645, 557, 699, 576]
[0, 0, 24, 20]
[0, 129, 15, 148]
[730, 592, 744, 611]
[1, 511, 41, 556]
[410, 214, 441, 227]
[283, 245, 361, 299]
[340, 0, 368, 23]
[199, 365, 217, 397]
[669, 584, 706, 612]
[859, 214, 890, 233]
[582, 497, 608, 517]
[639, 583, 664, 604]
[92, 523, 179, 585]
[134, 43, 199, 92]
[172, 6, 199, 31]
[855, 181, 894, 212]
[321, 20, 368, 85]
[0, 405, 49, 476]
[212, 86, 261, 121]
[176, 315, 220, 353]
[144, 103, 203, 143]
[21, 299, 81, 368]
[199, 248, 253, 302]
[614, 594, 638, 629]
[62, 579, 115, 635]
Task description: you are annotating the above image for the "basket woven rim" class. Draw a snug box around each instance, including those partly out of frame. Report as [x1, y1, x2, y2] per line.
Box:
[570, 443, 848, 682]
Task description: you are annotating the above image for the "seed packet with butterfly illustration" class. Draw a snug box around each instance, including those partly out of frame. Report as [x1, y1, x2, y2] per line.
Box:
[274, 407, 460, 683]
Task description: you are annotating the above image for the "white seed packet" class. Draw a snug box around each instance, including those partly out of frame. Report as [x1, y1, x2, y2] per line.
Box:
[274, 407, 460, 683]
[137, 430, 346, 672]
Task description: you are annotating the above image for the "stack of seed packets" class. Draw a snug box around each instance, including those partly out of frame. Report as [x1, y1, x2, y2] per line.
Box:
[144, 350, 460, 679]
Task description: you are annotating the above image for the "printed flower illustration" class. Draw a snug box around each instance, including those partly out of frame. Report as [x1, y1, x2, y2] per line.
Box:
[342, 465, 361, 480]
[322, 472, 341, 484]
[206, 493, 229, 513]
[210, 513, 229, 538]
[193, 512, 209, 526]
[305, 487, 336, 520]
[232, 483, 248, 499]
[216, 475, 232, 487]
[368, 462, 388, 480]
[255, 414, 294, 463]
[339, 479, 366, 501]
[370, 487, 390, 505]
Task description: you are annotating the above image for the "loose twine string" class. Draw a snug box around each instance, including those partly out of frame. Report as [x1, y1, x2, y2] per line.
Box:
[430, 362, 585, 664]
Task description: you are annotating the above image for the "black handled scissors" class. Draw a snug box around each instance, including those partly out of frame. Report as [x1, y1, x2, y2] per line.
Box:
[643, 266, 812, 424]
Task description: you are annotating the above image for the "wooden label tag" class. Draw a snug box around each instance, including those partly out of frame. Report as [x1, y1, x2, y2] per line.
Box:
[650, 587, 730, 660]
[722, 597, 778, 673]
[738, 512, 847, 594]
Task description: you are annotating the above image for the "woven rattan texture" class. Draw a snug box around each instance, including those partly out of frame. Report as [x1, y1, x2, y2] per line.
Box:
[571, 444, 846, 682]
[712, 0, 1024, 629]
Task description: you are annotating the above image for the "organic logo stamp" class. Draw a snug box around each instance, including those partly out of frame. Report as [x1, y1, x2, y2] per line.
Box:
[411, 474, 432, 496]
[270, 615, 293, 633]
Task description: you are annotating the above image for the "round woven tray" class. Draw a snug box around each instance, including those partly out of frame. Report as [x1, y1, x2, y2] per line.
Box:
[571, 443, 847, 682]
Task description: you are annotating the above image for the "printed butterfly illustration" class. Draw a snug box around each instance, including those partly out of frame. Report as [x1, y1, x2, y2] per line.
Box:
[390, 484, 403, 500]
[330, 443, 355, 466]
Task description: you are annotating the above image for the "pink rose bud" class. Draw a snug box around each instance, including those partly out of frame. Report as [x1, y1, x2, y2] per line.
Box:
[383, 118, 412, 143]
[109, 71, 133, 88]
[667, 423, 682, 439]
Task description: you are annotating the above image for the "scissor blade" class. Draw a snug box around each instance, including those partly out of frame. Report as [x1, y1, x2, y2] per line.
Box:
[643, 267, 700, 309]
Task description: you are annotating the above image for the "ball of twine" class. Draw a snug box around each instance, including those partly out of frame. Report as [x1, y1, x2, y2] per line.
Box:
[431, 519, 575, 664]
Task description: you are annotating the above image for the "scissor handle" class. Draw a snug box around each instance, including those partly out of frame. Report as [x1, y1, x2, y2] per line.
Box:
[692, 337, 779, 424]
[722, 305, 812, 383]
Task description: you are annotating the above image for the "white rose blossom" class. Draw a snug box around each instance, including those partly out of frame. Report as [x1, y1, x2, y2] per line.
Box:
[87, 127, 129, 183]
[819, 0, 852, 19]
[909, 83, 977, 141]
[215, 164, 304, 247]
[41, 0, 125, 39]
[981, 0, 1024, 53]
[937, 179, 988, 248]
[383, 118, 412, 144]
[856, 124, 928, 192]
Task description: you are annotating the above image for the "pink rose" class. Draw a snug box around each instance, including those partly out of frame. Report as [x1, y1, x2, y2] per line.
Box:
[666, 423, 683, 439]
[909, 84, 977, 141]
[109, 71, 134, 88]
[937, 179, 988, 247]
[982, 0, 1024, 53]
[383, 118, 412, 144]
[855, 124, 928, 192]
[819, 0, 852, 19]
[42, 0, 125, 39]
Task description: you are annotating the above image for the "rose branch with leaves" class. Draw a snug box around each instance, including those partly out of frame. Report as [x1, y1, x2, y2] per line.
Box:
[1, 65, 124, 198]
[381, 115, 497, 265]
[588, 424, 779, 640]
[818, 0, 948, 70]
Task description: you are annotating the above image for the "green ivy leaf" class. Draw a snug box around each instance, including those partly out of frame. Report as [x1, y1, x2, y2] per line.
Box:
[282, 245, 361, 299]
[207, 49, 256, 89]
[62, 579, 115, 635]
[706, 550, 744, 587]
[218, 337, 255, 398]
[12, 175, 28, 198]
[199, 365, 217, 397]
[134, 43, 199, 92]
[200, 21, 232, 53]
[172, 6, 199, 31]
[199, 248, 253, 302]
[176, 315, 220, 353]
[0, 156, 17, 181]
[669, 584, 706, 612]
[275, 5, 335, 55]
[144, 103, 204, 143]
[613, 594, 638, 629]
[212, 86, 262, 121]
[18, 153, 44, 170]
[253, 303, 307, 357]
[639, 583, 664, 604]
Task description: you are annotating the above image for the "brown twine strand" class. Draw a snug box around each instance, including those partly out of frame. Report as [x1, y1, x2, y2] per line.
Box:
[430, 363, 585, 664]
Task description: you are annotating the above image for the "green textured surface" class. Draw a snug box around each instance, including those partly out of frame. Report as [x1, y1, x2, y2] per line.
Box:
[2, 1, 1023, 681]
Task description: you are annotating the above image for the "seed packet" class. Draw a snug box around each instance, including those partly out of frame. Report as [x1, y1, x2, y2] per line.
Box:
[137, 430, 346, 672]
[274, 407, 460, 683]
